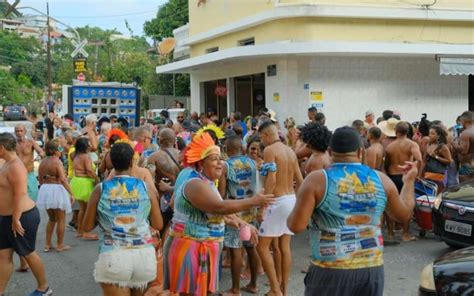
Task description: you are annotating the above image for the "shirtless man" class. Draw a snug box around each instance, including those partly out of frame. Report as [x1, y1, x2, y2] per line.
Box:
[15, 124, 45, 203]
[385, 122, 422, 242]
[366, 127, 384, 171]
[0, 133, 52, 296]
[82, 114, 98, 152]
[453, 111, 474, 182]
[147, 128, 181, 230]
[172, 111, 185, 134]
[299, 122, 332, 175]
[257, 121, 303, 296]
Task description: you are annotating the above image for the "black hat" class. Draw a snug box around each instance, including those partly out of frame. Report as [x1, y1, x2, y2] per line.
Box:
[329, 126, 361, 153]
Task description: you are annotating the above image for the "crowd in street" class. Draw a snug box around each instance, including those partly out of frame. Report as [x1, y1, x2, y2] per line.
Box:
[0, 105, 473, 296]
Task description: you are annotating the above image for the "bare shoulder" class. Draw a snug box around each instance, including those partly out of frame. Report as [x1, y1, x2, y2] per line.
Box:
[8, 159, 27, 175]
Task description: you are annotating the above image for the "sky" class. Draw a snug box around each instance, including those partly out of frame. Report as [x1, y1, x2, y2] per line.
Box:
[19, 0, 168, 38]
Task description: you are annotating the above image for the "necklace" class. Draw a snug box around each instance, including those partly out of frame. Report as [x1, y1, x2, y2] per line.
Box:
[270, 139, 280, 146]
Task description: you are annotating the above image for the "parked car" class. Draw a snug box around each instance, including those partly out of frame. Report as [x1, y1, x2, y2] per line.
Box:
[432, 179, 474, 248]
[3, 105, 28, 121]
[419, 246, 474, 295]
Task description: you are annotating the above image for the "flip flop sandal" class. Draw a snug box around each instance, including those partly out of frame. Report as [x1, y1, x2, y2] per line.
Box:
[56, 245, 72, 252]
[15, 267, 29, 273]
[43, 246, 53, 253]
[241, 285, 259, 294]
[82, 233, 99, 241]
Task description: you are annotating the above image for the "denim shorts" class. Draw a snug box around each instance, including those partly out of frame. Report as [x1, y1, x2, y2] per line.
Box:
[94, 247, 156, 289]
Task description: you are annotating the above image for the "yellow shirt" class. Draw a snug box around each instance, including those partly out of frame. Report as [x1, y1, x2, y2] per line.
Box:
[67, 147, 75, 179]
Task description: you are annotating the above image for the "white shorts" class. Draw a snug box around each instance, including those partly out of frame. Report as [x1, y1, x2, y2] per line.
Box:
[94, 247, 156, 290]
[259, 194, 296, 237]
[36, 184, 72, 213]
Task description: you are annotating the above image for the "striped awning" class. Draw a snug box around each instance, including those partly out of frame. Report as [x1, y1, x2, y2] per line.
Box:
[440, 58, 474, 75]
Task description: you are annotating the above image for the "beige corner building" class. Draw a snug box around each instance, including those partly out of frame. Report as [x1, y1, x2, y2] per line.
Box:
[157, 0, 474, 129]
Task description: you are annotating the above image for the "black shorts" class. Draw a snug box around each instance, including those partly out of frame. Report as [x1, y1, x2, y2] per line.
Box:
[388, 174, 403, 193]
[0, 207, 40, 256]
[304, 265, 384, 296]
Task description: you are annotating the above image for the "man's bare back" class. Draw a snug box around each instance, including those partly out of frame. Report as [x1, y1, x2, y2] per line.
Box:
[148, 148, 180, 182]
[457, 126, 474, 166]
[305, 151, 331, 175]
[0, 158, 35, 216]
[385, 138, 421, 175]
[366, 142, 384, 171]
[264, 142, 302, 197]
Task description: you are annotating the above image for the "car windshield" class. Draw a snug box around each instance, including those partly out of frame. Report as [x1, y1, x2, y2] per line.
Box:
[444, 180, 474, 201]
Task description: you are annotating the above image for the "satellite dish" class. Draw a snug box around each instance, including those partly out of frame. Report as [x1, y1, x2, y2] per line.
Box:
[158, 38, 176, 55]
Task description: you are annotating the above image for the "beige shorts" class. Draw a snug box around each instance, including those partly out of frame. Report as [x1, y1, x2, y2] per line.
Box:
[94, 247, 156, 290]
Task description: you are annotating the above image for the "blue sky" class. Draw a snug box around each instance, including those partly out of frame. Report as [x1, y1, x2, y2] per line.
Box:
[19, 0, 167, 37]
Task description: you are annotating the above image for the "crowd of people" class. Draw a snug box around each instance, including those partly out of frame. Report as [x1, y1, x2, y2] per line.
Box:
[0, 105, 472, 296]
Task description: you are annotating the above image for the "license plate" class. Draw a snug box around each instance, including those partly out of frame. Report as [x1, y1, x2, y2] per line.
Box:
[445, 220, 472, 237]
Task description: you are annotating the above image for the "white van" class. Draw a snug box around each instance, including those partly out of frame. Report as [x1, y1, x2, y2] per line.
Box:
[147, 108, 186, 123]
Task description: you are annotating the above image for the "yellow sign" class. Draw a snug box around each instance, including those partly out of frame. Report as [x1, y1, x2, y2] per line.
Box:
[73, 59, 87, 73]
[273, 93, 280, 102]
[310, 91, 323, 102]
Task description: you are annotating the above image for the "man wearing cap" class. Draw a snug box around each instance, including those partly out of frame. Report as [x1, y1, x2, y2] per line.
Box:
[384, 122, 422, 242]
[288, 126, 417, 296]
[365, 110, 376, 128]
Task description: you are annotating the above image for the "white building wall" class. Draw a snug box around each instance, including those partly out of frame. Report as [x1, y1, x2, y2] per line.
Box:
[267, 56, 468, 130]
[191, 56, 468, 130]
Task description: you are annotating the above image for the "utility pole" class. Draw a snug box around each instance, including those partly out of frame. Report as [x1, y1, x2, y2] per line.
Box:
[46, 2, 52, 102]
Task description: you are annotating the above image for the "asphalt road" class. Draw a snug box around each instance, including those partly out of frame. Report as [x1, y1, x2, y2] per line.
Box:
[1, 119, 453, 296]
[5, 210, 452, 296]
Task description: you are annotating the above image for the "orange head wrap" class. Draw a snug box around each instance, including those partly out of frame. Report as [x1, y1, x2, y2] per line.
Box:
[184, 132, 220, 165]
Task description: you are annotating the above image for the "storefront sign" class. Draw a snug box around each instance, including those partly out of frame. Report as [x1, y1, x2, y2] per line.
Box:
[267, 64, 277, 77]
[310, 91, 323, 101]
[273, 92, 280, 102]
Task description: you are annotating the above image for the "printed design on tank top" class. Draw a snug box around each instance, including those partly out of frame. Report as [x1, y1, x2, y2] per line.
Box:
[311, 164, 386, 269]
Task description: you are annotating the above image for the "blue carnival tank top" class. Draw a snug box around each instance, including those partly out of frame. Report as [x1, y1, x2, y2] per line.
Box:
[170, 170, 225, 241]
[310, 163, 387, 269]
[97, 176, 153, 254]
[226, 156, 257, 222]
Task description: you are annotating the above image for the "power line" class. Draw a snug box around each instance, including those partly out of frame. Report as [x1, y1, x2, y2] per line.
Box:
[51, 10, 158, 19]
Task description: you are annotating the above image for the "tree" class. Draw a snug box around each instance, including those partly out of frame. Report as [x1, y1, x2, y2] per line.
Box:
[144, 0, 190, 98]
[143, 0, 188, 41]
[0, 69, 22, 104]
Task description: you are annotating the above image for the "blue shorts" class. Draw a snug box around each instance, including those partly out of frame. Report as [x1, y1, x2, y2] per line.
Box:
[224, 222, 257, 249]
[27, 171, 39, 202]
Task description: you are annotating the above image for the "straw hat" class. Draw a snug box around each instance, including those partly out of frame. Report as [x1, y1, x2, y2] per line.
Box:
[378, 118, 399, 137]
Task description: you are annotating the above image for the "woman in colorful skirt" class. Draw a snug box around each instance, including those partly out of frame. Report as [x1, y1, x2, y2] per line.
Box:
[37, 140, 75, 252]
[70, 137, 99, 240]
[163, 133, 273, 295]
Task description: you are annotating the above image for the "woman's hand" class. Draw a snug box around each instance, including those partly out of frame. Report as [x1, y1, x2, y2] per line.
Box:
[252, 189, 274, 207]
[249, 224, 259, 245]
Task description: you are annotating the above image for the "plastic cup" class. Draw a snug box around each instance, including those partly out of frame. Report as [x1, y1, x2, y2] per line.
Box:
[239, 225, 251, 241]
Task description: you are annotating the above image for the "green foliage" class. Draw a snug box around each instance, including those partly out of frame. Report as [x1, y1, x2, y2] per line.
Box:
[0, 70, 22, 104]
[143, 0, 190, 98]
[144, 0, 188, 41]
